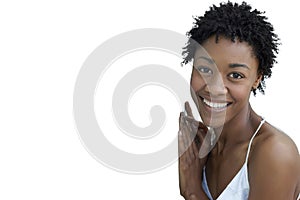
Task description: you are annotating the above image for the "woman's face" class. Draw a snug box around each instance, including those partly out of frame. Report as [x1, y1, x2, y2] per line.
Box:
[191, 35, 261, 128]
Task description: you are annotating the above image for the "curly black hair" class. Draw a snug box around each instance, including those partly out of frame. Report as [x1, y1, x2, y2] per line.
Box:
[182, 1, 280, 95]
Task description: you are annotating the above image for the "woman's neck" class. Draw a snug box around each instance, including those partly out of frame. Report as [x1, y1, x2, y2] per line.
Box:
[213, 104, 261, 151]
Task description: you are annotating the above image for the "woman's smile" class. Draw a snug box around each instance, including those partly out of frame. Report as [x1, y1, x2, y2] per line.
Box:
[201, 96, 232, 111]
[190, 35, 261, 127]
[179, 2, 300, 199]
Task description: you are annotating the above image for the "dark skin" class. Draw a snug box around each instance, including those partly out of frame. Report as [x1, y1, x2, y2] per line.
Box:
[178, 35, 300, 200]
[178, 103, 209, 200]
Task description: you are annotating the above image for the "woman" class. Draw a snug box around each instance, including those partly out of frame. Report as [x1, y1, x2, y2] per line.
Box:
[178, 2, 300, 200]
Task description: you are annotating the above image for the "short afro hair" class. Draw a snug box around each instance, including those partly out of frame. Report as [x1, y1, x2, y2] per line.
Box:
[182, 1, 280, 95]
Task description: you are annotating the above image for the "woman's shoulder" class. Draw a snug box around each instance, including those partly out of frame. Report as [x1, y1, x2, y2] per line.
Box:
[252, 121, 299, 158]
[248, 121, 300, 197]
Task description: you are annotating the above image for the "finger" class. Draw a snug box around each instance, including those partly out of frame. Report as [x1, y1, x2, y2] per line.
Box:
[198, 122, 208, 133]
[180, 112, 189, 140]
[196, 128, 208, 146]
[178, 130, 185, 156]
[181, 125, 190, 150]
[185, 142, 192, 165]
[194, 132, 201, 148]
[179, 129, 191, 165]
[193, 128, 208, 155]
[180, 110, 198, 164]
[188, 140, 196, 162]
[184, 115, 197, 123]
[191, 139, 199, 158]
[180, 132, 191, 166]
[178, 131, 189, 167]
[185, 101, 194, 119]
[180, 114, 193, 160]
[184, 116, 199, 131]
[180, 113, 196, 137]
[185, 117, 198, 144]
[179, 112, 185, 130]
[183, 125, 195, 164]
[179, 112, 190, 141]
[182, 116, 198, 153]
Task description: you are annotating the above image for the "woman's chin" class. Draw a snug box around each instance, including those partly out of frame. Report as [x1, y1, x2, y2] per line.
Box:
[200, 116, 226, 129]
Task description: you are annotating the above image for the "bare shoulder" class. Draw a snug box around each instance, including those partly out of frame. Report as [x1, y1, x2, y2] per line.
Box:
[253, 122, 300, 155]
[248, 122, 300, 199]
[251, 122, 299, 162]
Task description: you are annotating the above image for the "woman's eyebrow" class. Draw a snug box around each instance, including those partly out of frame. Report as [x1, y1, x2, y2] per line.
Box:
[229, 63, 250, 69]
[195, 56, 251, 70]
[195, 56, 214, 64]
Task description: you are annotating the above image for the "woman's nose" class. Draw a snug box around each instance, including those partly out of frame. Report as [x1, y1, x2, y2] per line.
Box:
[204, 74, 228, 96]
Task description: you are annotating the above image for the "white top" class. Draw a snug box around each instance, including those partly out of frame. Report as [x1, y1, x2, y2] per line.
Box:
[202, 119, 266, 200]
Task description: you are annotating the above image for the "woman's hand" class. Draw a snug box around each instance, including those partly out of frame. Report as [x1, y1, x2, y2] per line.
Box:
[178, 102, 209, 200]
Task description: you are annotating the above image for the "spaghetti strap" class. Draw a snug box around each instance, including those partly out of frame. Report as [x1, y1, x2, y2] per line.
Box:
[245, 118, 266, 164]
[202, 117, 266, 200]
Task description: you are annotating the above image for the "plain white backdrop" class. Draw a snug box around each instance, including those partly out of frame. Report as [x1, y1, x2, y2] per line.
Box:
[1, 0, 299, 199]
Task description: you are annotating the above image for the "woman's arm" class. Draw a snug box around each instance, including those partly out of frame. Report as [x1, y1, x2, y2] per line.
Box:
[248, 132, 300, 200]
[178, 102, 210, 200]
[178, 148, 210, 200]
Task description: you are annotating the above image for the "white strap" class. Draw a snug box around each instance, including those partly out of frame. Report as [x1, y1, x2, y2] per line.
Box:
[245, 118, 266, 164]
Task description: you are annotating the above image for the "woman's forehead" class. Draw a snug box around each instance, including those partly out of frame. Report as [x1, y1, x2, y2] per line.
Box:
[194, 37, 257, 62]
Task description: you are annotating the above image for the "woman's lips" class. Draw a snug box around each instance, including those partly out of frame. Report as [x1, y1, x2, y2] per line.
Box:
[200, 96, 232, 111]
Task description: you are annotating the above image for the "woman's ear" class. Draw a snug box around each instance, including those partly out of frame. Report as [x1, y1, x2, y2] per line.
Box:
[252, 74, 262, 90]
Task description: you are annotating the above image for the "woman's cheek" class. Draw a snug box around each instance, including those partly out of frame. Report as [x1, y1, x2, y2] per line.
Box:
[230, 84, 252, 102]
[191, 73, 204, 92]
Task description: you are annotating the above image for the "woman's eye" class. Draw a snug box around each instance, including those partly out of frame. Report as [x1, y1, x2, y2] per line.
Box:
[229, 72, 244, 79]
[196, 66, 213, 74]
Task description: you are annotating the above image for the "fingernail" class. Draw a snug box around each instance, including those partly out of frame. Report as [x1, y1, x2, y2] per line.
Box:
[178, 130, 183, 136]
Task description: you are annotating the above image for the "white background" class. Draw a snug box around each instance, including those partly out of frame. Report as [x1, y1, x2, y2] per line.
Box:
[1, 0, 299, 199]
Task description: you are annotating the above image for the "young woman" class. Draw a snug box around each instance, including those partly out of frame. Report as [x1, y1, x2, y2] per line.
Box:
[178, 2, 300, 200]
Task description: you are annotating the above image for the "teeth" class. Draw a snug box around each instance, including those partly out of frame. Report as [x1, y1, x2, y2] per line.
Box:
[203, 98, 228, 109]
